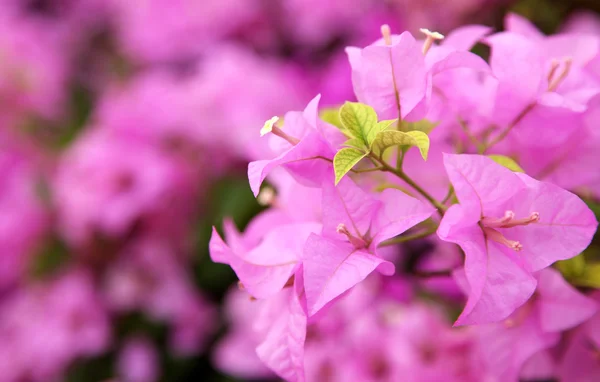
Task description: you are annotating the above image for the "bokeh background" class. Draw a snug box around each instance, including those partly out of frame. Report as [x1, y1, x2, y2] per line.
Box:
[1, 0, 600, 381]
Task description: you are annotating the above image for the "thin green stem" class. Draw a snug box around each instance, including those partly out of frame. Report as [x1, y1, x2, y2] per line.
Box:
[441, 186, 455, 205]
[372, 154, 447, 215]
[352, 166, 384, 174]
[380, 227, 438, 246]
[413, 269, 453, 278]
[483, 102, 536, 153]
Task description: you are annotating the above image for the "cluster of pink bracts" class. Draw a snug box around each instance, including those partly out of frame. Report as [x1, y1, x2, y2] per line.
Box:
[2, 0, 600, 381]
[210, 13, 600, 382]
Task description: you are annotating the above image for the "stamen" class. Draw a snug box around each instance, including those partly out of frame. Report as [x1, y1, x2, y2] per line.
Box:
[546, 59, 560, 84]
[260, 116, 279, 136]
[548, 57, 573, 92]
[481, 210, 540, 228]
[337, 223, 368, 249]
[480, 210, 515, 228]
[260, 116, 300, 145]
[257, 187, 277, 206]
[420, 28, 444, 54]
[502, 212, 540, 228]
[483, 227, 522, 251]
[381, 24, 392, 46]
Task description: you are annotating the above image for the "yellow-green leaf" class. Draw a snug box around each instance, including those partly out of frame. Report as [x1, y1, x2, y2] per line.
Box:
[488, 155, 525, 173]
[372, 130, 430, 160]
[339, 102, 379, 145]
[320, 107, 344, 130]
[343, 138, 368, 150]
[556, 254, 586, 279]
[333, 148, 367, 185]
[571, 263, 600, 289]
[378, 119, 398, 132]
[400, 119, 438, 134]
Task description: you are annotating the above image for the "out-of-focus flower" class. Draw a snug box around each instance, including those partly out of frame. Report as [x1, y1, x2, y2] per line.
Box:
[104, 240, 215, 355]
[54, 128, 199, 248]
[0, 11, 70, 123]
[0, 269, 111, 382]
[118, 336, 160, 382]
[109, 0, 262, 63]
[0, 130, 49, 290]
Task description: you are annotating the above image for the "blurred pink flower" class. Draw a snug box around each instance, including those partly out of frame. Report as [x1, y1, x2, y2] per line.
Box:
[0, 130, 49, 290]
[118, 336, 160, 382]
[0, 269, 111, 382]
[0, 11, 70, 123]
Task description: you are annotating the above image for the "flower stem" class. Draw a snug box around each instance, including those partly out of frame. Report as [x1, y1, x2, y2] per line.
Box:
[380, 226, 438, 246]
[372, 154, 447, 215]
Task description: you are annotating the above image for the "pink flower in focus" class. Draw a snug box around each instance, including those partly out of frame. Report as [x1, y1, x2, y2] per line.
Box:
[303, 176, 433, 315]
[438, 154, 597, 325]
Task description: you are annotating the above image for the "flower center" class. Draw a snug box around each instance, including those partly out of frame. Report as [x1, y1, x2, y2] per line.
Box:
[336, 224, 368, 249]
[480, 210, 540, 251]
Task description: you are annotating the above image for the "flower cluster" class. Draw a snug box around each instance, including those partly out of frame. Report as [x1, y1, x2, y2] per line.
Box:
[211, 13, 600, 382]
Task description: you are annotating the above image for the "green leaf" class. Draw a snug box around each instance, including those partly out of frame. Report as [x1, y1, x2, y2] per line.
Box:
[343, 138, 368, 150]
[333, 148, 368, 184]
[378, 119, 398, 132]
[320, 107, 344, 130]
[339, 102, 379, 145]
[571, 263, 600, 289]
[372, 130, 430, 160]
[556, 254, 586, 279]
[401, 119, 438, 134]
[488, 155, 525, 173]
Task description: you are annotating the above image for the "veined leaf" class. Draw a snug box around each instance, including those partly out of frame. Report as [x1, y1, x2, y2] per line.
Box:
[488, 155, 524, 173]
[333, 148, 367, 185]
[372, 130, 430, 160]
[339, 102, 379, 146]
[320, 107, 344, 130]
[401, 119, 438, 134]
[343, 138, 368, 151]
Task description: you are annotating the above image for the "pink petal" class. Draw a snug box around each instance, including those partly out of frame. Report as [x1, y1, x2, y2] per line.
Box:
[442, 25, 493, 51]
[426, 48, 491, 76]
[321, 176, 380, 240]
[347, 32, 427, 120]
[505, 13, 545, 40]
[536, 268, 598, 332]
[475, 316, 559, 381]
[369, 188, 434, 250]
[303, 234, 394, 316]
[504, 173, 597, 271]
[210, 223, 320, 299]
[442, 215, 536, 326]
[256, 287, 307, 382]
[442, 154, 526, 215]
[248, 131, 334, 196]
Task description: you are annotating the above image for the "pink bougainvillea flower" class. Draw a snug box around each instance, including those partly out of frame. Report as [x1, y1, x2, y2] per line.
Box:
[209, 217, 321, 299]
[256, 270, 307, 382]
[302, 176, 433, 315]
[470, 268, 597, 381]
[557, 292, 600, 381]
[438, 154, 597, 326]
[484, 25, 600, 147]
[346, 28, 489, 121]
[248, 95, 342, 197]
